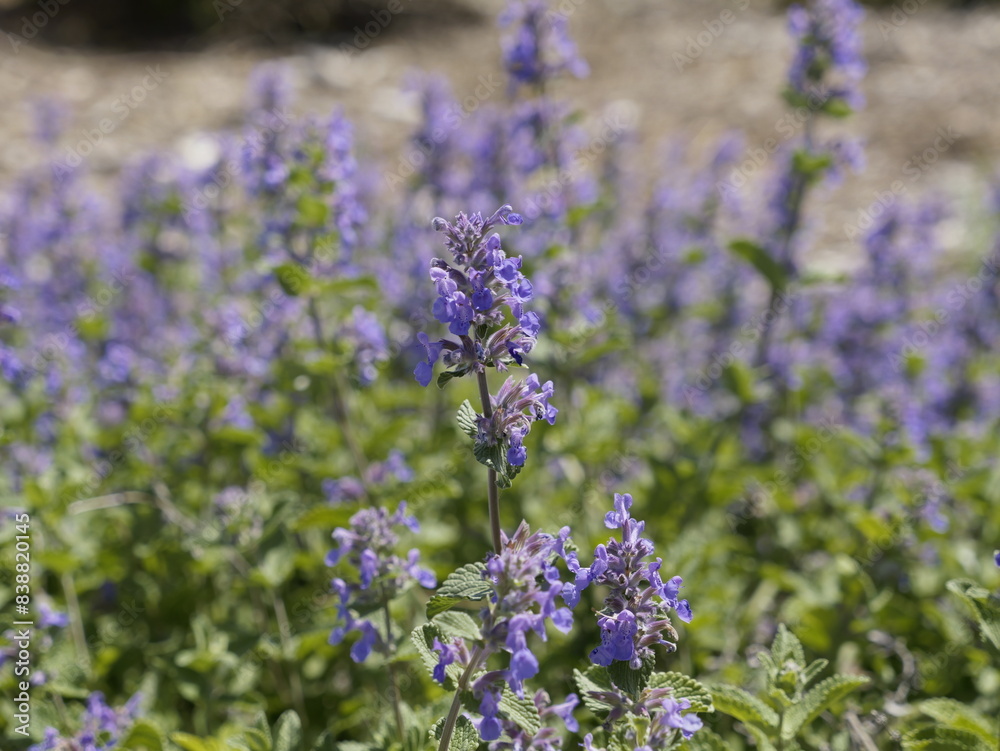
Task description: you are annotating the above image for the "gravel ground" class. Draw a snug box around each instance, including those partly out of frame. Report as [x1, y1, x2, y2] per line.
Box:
[2, 0, 1000, 264]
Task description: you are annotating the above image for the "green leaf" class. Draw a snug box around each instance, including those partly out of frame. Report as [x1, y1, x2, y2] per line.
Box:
[947, 579, 1000, 650]
[411, 623, 465, 690]
[438, 370, 468, 389]
[170, 734, 213, 751]
[783, 674, 869, 738]
[728, 239, 789, 291]
[310, 731, 337, 751]
[770, 624, 805, 668]
[917, 699, 996, 745]
[473, 436, 522, 490]
[574, 666, 618, 715]
[499, 690, 542, 735]
[708, 685, 779, 729]
[608, 653, 654, 696]
[427, 563, 491, 618]
[647, 672, 714, 713]
[800, 658, 829, 686]
[296, 195, 329, 229]
[429, 715, 481, 751]
[457, 400, 479, 438]
[273, 710, 302, 751]
[903, 726, 993, 751]
[119, 720, 165, 751]
[273, 263, 311, 297]
[682, 727, 729, 751]
[431, 611, 481, 642]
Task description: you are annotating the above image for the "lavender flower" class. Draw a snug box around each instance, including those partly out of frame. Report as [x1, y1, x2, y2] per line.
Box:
[579, 689, 703, 748]
[326, 502, 436, 662]
[474, 374, 557, 467]
[787, 0, 866, 111]
[415, 205, 538, 387]
[488, 690, 579, 750]
[430, 522, 576, 741]
[499, 0, 589, 92]
[30, 692, 142, 751]
[570, 494, 691, 668]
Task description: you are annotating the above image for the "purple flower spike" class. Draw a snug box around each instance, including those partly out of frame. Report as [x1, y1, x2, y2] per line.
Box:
[579, 493, 692, 666]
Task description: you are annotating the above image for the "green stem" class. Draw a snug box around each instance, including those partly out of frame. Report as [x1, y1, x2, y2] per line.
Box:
[437, 646, 487, 751]
[381, 595, 405, 743]
[307, 297, 371, 494]
[476, 370, 503, 554]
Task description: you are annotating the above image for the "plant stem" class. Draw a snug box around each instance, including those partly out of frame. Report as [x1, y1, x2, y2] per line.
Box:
[476, 370, 503, 554]
[61, 573, 91, 672]
[307, 297, 371, 494]
[437, 646, 486, 751]
[381, 595, 405, 743]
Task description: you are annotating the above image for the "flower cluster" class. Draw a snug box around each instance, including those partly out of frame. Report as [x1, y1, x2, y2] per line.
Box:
[569, 494, 691, 668]
[326, 502, 436, 662]
[477, 374, 557, 467]
[581, 687, 703, 749]
[489, 690, 580, 750]
[415, 205, 540, 387]
[499, 0, 589, 92]
[431, 521, 576, 741]
[787, 0, 866, 111]
[30, 692, 142, 751]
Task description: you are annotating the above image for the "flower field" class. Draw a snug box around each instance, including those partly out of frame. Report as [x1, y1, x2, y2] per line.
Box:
[1, 1, 999, 750]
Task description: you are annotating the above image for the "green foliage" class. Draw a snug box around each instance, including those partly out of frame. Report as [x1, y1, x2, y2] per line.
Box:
[947, 579, 1000, 651]
[457, 400, 523, 489]
[710, 625, 868, 745]
[426, 562, 491, 618]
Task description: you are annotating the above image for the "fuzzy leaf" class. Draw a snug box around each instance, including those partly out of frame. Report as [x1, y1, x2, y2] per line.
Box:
[473, 436, 523, 490]
[428, 563, 491, 618]
[431, 611, 482, 642]
[411, 623, 462, 690]
[916, 699, 996, 745]
[429, 715, 481, 751]
[273, 710, 302, 751]
[647, 672, 714, 713]
[782, 674, 869, 738]
[800, 658, 829, 686]
[709, 685, 779, 729]
[574, 666, 618, 715]
[500, 691, 542, 735]
[457, 400, 479, 437]
[771, 624, 805, 668]
[682, 727, 730, 751]
[947, 579, 1000, 650]
[903, 726, 994, 751]
[608, 653, 654, 696]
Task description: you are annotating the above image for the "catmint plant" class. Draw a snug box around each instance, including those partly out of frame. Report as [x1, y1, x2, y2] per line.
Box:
[29, 692, 142, 751]
[415, 204, 554, 552]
